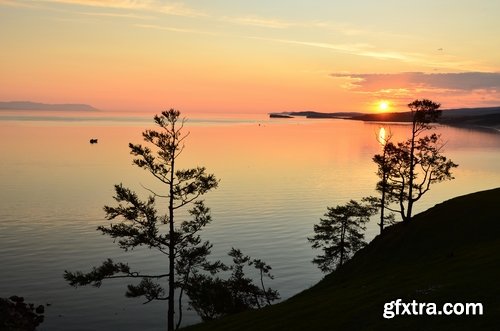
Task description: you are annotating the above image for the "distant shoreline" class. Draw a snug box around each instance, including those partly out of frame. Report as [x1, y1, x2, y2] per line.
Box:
[0, 101, 99, 112]
[269, 107, 500, 133]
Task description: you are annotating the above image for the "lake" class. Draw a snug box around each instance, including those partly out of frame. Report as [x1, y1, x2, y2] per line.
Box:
[1, 111, 499, 330]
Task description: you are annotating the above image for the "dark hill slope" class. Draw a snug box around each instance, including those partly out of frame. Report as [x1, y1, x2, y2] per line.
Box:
[183, 188, 500, 330]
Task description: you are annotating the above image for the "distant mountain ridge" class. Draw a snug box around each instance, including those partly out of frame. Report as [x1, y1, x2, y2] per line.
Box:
[270, 106, 500, 130]
[351, 106, 500, 130]
[269, 111, 363, 119]
[0, 101, 99, 111]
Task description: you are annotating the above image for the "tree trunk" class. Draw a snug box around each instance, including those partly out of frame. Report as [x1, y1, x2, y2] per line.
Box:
[405, 116, 417, 222]
[339, 219, 346, 267]
[380, 176, 386, 232]
[379, 146, 388, 232]
[168, 155, 176, 331]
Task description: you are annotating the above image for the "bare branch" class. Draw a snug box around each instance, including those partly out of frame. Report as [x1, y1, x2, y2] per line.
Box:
[140, 183, 169, 199]
[173, 192, 203, 210]
[104, 273, 169, 280]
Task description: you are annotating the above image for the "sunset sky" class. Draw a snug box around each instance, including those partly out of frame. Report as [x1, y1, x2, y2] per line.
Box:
[1, 0, 500, 113]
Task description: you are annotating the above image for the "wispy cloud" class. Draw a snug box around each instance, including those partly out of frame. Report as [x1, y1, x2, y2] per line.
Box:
[135, 23, 214, 35]
[331, 72, 500, 107]
[158, 3, 206, 17]
[219, 15, 381, 37]
[267, 38, 370, 53]
[32, 0, 154, 9]
[222, 16, 294, 29]
[81, 11, 154, 20]
[249, 36, 409, 62]
[331, 72, 500, 91]
[307, 20, 369, 36]
[19, 0, 206, 17]
[0, 0, 38, 8]
[251, 36, 489, 71]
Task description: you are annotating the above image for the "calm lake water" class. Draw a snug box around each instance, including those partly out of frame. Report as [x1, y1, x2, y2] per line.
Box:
[1, 111, 499, 330]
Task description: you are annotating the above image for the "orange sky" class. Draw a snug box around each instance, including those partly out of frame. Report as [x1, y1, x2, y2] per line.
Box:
[1, 0, 500, 113]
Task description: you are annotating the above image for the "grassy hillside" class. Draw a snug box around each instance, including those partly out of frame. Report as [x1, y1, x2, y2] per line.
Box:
[183, 188, 500, 330]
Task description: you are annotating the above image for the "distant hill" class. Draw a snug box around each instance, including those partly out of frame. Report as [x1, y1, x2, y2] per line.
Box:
[270, 107, 500, 130]
[440, 113, 500, 129]
[352, 107, 500, 130]
[441, 106, 500, 118]
[270, 111, 363, 119]
[352, 111, 413, 122]
[183, 187, 500, 331]
[0, 101, 99, 111]
[269, 113, 294, 118]
[290, 111, 363, 118]
[353, 106, 500, 121]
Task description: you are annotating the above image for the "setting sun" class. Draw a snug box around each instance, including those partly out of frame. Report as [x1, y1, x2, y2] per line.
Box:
[378, 101, 390, 112]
